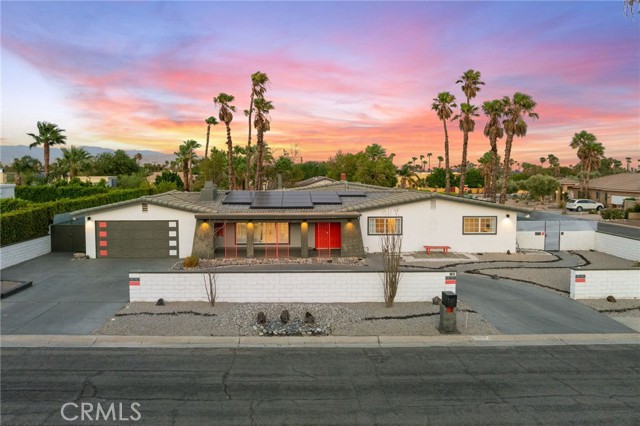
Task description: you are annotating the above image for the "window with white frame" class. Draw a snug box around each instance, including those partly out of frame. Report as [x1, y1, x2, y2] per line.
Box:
[367, 217, 402, 235]
[463, 216, 497, 234]
[236, 223, 289, 244]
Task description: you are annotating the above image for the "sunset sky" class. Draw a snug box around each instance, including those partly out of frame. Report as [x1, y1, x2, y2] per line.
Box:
[2, 1, 639, 167]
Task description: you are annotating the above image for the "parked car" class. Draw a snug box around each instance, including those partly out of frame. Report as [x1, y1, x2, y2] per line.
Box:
[566, 199, 604, 212]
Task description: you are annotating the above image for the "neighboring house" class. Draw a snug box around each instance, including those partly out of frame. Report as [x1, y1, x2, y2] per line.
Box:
[71, 181, 530, 259]
[294, 176, 337, 188]
[77, 176, 118, 187]
[566, 173, 640, 206]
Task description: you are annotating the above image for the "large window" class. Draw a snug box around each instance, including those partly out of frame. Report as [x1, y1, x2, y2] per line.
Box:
[463, 216, 497, 234]
[367, 217, 402, 235]
[236, 223, 289, 244]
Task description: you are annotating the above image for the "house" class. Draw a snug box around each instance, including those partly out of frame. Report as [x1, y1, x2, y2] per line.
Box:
[565, 173, 640, 206]
[70, 181, 531, 259]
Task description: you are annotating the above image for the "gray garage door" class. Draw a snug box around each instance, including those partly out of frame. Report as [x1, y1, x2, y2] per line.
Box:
[95, 221, 179, 258]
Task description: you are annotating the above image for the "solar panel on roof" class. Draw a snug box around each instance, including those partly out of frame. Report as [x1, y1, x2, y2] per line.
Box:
[251, 192, 283, 209]
[222, 191, 255, 204]
[282, 192, 313, 208]
[310, 192, 342, 204]
[337, 191, 366, 197]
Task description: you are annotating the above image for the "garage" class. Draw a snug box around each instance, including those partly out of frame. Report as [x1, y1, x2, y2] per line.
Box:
[95, 220, 178, 258]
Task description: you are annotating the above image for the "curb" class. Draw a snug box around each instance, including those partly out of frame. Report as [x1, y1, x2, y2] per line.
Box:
[2, 333, 639, 348]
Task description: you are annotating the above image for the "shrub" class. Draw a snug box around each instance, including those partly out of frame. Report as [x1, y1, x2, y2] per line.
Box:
[1, 188, 151, 246]
[16, 185, 109, 202]
[558, 200, 566, 209]
[183, 255, 199, 268]
[600, 208, 624, 220]
[0, 198, 32, 214]
[154, 180, 178, 194]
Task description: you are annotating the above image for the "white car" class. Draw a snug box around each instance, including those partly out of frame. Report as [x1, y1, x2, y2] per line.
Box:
[566, 199, 604, 212]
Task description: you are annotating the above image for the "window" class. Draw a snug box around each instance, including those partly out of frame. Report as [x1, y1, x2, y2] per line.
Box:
[463, 216, 497, 234]
[236, 223, 289, 244]
[367, 217, 402, 235]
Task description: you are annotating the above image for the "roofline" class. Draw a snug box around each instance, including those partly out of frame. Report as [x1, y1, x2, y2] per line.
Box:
[70, 191, 214, 217]
[195, 212, 361, 220]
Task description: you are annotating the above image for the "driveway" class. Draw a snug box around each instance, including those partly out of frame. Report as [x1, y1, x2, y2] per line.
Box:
[0, 253, 175, 335]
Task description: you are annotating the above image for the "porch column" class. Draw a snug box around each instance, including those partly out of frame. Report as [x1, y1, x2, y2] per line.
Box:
[191, 219, 215, 259]
[246, 222, 255, 258]
[300, 221, 309, 258]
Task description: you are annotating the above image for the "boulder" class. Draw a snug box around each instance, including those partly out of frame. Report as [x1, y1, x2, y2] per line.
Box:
[257, 312, 267, 325]
[432, 296, 441, 305]
[280, 309, 290, 324]
[304, 311, 315, 324]
[606, 295, 617, 303]
[156, 298, 165, 306]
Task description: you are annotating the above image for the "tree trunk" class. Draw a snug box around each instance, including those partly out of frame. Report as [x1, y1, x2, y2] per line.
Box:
[500, 134, 514, 204]
[585, 162, 591, 198]
[44, 143, 50, 181]
[254, 130, 264, 191]
[443, 121, 451, 194]
[226, 124, 235, 190]
[489, 136, 499, 202]
[245, 94, 254, 190]
[459, 130, 468, 197]
[183, 160, 189, 192]
[204, 125, 211, 159]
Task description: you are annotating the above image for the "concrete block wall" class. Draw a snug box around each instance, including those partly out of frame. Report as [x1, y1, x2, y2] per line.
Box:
[0, 236, 51, 270]
[595, 232, 640, 261]
[129, 271, 457, 303]
[516, 232, 545, 250]
[570, 269, 640, 299]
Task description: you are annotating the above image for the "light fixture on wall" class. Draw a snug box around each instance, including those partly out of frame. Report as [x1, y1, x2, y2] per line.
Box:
[506, 214, 510, 218]
[87, 216, 91, 221]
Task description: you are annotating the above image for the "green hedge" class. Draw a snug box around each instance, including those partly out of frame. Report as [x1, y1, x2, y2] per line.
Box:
[1, 188, 151, 246]
[16, 185, 110, 202]
[0, 198, 32, 214]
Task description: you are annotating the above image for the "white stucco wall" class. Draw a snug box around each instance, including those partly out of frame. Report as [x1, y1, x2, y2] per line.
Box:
[595, 232, 640, 261]
[560, 231, 596, 251]
[0, 183, 16, 199]
[360, 198, 517, 254]
[516, 232, 545, 250]
[129, 271, 457, 303]
[570, 269, 640, 299]
[84, 203, 196, 258]
[0, 236, 51, 269]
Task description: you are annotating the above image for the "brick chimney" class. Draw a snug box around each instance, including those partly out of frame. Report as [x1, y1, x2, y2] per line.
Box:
[340, 173, 347, 181]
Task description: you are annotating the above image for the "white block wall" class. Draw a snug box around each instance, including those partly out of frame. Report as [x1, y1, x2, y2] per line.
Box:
[560, 231, 596, 251]
[129, 271, 457, 303]
[0, 236, 51, 270]
[595, 232, 640, 261]
[516, 232, 545, 250]
[570, 269, 640, 299]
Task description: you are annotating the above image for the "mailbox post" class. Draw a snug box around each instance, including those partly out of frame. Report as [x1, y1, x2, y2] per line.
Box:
[439, 291, 459, 334]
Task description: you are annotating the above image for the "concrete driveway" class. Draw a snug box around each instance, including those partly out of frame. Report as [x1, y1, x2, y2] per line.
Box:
[1, 253, 175, 335]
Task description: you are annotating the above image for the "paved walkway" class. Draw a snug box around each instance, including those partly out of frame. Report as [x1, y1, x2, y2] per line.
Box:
[0, 253, 175, 334]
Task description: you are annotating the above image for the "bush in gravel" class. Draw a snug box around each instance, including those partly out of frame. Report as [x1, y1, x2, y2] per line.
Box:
[183, 255, 199, 268]
[600, 208, 624, 220]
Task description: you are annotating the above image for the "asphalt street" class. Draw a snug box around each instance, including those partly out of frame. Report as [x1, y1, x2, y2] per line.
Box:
[2, 346, 639, 425]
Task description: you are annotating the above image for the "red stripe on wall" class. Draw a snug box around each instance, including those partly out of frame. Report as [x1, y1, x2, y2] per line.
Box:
[99, 222, 107, 228]
[445, 280, 456, 284]
[99, 250, 108, 256]
[99, 241, 107, 247]
[129, 281, 140, 286]
[99, 231, 107, 237]
[575, 278, 586, 283]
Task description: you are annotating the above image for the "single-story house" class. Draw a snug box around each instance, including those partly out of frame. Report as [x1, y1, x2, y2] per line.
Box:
[565, 173, 639, 206]
[70, 181, 531, 259]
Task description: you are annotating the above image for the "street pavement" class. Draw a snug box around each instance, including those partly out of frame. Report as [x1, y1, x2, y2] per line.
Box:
[2, 345, 639, 425]
[0, 253, 175, 334]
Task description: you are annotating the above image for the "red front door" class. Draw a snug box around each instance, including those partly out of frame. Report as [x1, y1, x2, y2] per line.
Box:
[315, 222, 341, 249]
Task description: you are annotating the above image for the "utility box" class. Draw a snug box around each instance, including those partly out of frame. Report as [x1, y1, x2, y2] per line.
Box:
[439, 291, 459, 334]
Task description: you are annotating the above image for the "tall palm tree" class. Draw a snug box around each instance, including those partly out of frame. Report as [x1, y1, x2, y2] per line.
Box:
[204, 116, 218, 159]
[213, 93, 237, 189]
[245, 71, 270, 189]
[499, 93, 539, 204]
[570, 131, 604, 197]
[26, 121, 67, 180]
[482, 99, 504, 202]
[437, 155, 444, 169]
[455, 70, 485, 197]
[11, 156, 42, 186]
[431, 92, 457, 194]
[60, 146, 92, 179]
[427, 152, 433, 171]
[625, 157, 632, 171]
[452, 103, 479, 196]
[477, 151, 499, 198]
[253, 97, 274, 190]
[539, 157, 546, 168]
[397, 165, 417, 189]
[174, 144, 195, 192]
[182, 139, 201, 189]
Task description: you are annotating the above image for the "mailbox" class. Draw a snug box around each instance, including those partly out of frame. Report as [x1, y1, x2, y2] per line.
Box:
[442, 291, 457, 308]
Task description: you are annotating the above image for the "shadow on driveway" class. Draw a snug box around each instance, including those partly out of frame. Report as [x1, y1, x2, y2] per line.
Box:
[1, 253, 175, 335]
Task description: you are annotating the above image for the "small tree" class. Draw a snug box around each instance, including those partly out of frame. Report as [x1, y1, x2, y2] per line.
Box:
[524, 174, 558, 202]
[379, 216, 403, 307]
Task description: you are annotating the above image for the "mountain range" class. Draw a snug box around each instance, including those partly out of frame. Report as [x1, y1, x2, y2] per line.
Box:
[0, 145, 174, 165]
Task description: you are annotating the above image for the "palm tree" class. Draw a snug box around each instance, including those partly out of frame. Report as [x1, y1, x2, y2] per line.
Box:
[26, 121, 67, 180]
[453, 103, 480, 196]
[539, 157, 546, 168]
[213, 93, 237, 189]
[11, 156, 42, 186]
[174, 144, 196, 192]
[204, 116, 218, 159]
[482, 99, 504, 201]
[477, 151, 499, 198]
[431, 92, 457, 194]
[625, 0, 639, 17]
[625, 157, 632, 171]
[253, 97, 274, 190]
[427, 153, 433, 171]
[499, 93, 539, 204]
[134, 153, 142, 163]
[397, 165, 416, 188]
[455, 69, 485, 197]
[547, 154, 560, 177]
[183, 139, 201, 189]
[570, 131, 604, 197]
[245, 71, 270, 189]
[59, 146, 92, 179]
[437, 155, 444, 169]
[365, 144, 386, 161]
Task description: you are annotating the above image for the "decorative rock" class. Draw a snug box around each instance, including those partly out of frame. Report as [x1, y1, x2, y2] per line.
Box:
[606, 295, 617, 303]
[432, 296, 441, 305]
[156, 298, 165, 306]
[280, 309, 290, 324]
[305, 311, 315, 324]
[257, 312, 267, 325]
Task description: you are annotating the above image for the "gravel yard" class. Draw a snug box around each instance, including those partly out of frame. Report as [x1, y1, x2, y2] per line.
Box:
[96, 301, 500, 337]
[472, 267, 571, 293]
[570, 250, 638, 269]
[578, 299, 640, 317]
